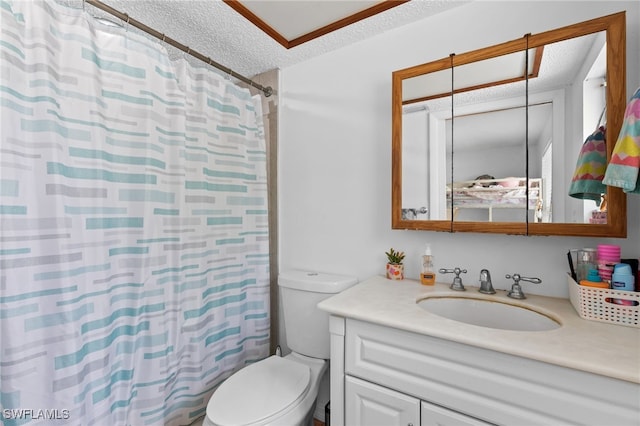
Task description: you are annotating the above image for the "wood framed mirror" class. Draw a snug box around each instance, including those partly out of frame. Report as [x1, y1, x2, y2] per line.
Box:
[391, 12, 627, 237]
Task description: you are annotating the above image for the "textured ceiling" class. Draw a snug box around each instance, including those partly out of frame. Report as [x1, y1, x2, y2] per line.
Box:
[91, 0, 468, 78]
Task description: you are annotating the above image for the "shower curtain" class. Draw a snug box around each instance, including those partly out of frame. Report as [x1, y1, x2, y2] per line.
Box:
[0, 1, 270, 425]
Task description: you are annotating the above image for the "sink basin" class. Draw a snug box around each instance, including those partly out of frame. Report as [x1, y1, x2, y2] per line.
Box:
[417, 296, 561, 331]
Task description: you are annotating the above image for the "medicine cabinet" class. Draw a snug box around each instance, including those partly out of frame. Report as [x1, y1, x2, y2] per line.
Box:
[391, 12, 627, 237]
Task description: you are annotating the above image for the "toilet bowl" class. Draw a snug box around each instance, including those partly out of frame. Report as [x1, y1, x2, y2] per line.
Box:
[203, 270, 357, 426]
[204, 353, 326, 426]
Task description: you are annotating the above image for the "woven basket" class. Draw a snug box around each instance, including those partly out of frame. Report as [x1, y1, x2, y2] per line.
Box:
[568, 275, 639, 328]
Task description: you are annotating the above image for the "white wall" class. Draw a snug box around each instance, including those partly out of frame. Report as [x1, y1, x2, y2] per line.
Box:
[279, 1, 640, 300]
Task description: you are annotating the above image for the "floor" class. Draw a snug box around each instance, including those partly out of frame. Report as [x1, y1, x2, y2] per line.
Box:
[189, 416, 204, 426]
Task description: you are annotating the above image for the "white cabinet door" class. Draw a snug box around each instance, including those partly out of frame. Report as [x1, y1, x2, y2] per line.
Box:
[345, 376, 420, 426]
[421, 401, 493, 426]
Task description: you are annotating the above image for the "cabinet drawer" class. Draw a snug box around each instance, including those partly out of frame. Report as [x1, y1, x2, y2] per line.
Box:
[346, 376, 419, 426]
[345, 318, 639, 425]
[421, 400, 492, 426]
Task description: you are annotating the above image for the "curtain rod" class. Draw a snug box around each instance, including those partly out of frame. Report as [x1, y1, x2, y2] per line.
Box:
[85, 0, 273, 97]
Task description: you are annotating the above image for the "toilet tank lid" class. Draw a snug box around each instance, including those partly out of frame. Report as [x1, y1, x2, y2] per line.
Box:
[278, 270, 358, 293]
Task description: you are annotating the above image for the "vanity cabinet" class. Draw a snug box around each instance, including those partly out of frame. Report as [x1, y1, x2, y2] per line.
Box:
[330, 317, 639, 426]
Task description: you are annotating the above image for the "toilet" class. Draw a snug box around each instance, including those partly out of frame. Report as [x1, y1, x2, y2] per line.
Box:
[203, 270, 357, 426]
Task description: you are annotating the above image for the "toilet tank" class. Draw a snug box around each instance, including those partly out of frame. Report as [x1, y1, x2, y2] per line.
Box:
[278, 270, 357, 359]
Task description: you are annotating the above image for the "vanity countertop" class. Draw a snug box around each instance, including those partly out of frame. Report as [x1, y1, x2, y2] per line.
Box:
[318, 275, 640, 384]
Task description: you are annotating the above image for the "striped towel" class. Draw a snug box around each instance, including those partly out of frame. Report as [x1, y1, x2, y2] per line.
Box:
[603, 87, 640, 194]
[568, 126, 607, 205]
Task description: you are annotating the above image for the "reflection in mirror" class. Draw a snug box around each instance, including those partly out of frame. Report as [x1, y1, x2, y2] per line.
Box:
[527, 31, 607, 224]
[448, 103, 553, 223]
[401, 68, 452, 221]
[450, 49, 530, 223]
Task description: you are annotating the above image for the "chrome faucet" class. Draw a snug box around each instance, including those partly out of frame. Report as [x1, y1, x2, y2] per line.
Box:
[439, 267, 467, 291]
[505, 273, 542, 299]
[478, 269, 496, 294]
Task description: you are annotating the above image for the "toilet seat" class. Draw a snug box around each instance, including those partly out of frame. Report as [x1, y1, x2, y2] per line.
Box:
[206, 356, 311, 426]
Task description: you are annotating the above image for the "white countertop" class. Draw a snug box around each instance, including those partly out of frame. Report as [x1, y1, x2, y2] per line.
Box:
[318, 275, 640, 384]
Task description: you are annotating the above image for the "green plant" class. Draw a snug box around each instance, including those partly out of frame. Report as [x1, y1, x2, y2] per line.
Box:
[385, 248, 405, 265]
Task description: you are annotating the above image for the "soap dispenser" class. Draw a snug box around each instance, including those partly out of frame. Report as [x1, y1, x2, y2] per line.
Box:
[420, 244, 436, 285]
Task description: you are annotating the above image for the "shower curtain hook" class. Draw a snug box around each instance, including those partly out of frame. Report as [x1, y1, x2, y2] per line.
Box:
[124, 14, 130, 32]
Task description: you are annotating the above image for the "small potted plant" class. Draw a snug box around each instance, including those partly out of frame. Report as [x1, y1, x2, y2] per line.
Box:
[385, 248, 405, 280]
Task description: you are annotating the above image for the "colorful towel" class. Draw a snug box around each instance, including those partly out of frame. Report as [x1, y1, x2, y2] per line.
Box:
[603, 87, 640, 194]
[568, 126, 607, 205]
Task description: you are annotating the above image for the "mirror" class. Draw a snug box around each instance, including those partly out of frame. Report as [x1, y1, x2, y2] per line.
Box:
[451, 47, 529, 232]
[392, 12, 627, 237]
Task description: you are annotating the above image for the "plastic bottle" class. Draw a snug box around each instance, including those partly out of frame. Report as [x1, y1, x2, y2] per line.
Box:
[611, 263, 635, 305]
[579, 269, 609, 289]
[420, 244, 436, 285]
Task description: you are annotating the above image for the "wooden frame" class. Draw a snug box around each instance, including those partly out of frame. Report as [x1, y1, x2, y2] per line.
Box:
[223, 0, 410, 49]
[391, 12, 627, 237]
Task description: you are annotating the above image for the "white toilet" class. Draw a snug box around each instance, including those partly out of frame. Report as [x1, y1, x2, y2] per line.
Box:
[203, 270, 357, 426]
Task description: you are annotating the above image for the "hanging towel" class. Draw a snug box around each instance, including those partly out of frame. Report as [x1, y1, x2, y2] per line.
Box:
[603, 87, 640, 194]
[568, 126, 607, 205]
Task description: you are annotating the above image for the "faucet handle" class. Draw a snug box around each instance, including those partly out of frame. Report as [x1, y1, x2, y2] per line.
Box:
[505, 274, 541, 299]
[439, 267, 467, 291]
[505, 273, 542, 284]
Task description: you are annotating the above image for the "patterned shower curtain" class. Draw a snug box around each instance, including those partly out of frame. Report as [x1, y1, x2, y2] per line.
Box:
[0, 1, 270, 425]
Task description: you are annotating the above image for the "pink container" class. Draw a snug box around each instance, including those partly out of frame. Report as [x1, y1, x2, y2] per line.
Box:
[599, 255, 621, 262]
[596, 254, 620, 263]
[600, 267, 617, 281]
[597, 244, 621, 255]
[593, 244, 623, 284]
[597, 244, 620, 251]
[597, 244, 620, 275]
[598, 263, 615, 281]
